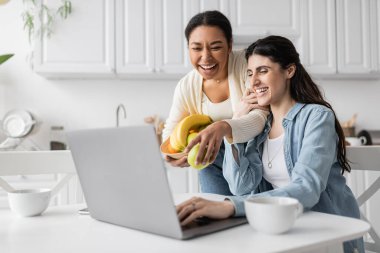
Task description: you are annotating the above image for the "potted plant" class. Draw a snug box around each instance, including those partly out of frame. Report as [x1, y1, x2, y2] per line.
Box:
[0, 54, 14, 65]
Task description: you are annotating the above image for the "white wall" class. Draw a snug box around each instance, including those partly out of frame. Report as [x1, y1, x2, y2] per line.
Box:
[1, 1, 380, 149]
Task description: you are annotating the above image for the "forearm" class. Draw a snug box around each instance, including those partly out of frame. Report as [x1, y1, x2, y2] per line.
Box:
[214, 120, 233, 140]
[223, 109, 268, 144]
[225, 195, 250, 217]
[223, 140, 261, 196]
[224, 171, 322, 217]
[226, 177, 322, 217]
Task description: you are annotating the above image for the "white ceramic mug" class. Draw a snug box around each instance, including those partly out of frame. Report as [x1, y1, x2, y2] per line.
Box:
[8, 188, 51, 217]
[345, 137, 366, 146]
[244, 196, 303, 234]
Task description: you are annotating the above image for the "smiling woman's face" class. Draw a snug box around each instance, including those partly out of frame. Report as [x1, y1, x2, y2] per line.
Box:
[247, 54, 294, 107]
[188, 25, 231, 81]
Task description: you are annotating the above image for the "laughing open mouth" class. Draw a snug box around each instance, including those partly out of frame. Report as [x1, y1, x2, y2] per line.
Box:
[200, 64, 217, 70]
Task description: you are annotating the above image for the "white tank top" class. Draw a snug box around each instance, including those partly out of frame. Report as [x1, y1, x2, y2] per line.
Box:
[201, 92, 233, 121]
[262, 134, 290, 188]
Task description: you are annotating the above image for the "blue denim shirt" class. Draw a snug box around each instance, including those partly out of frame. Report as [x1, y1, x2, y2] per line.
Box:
[223, 103, 363, 253]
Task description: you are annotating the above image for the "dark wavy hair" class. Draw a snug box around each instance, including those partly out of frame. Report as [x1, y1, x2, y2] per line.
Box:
[185, 10, 232, 47]
[245, 35, 350, 174]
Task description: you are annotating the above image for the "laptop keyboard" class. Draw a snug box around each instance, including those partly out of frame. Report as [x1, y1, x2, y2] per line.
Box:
[182, 217, 213, 230]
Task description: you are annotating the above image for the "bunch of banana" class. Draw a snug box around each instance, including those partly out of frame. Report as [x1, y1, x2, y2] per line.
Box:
[167, 114, 212, 170]
[169, 114, 212, 152]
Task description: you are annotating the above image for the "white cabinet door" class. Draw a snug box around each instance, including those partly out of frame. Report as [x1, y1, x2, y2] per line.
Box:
[34, 0, 115, 78]
[117, 0, 192, 78]
[229, 0, 301, 47]
[154, 0, 192, 76]
[115, 0, 155, 77]
[336, 0, 378, 74]
[192, 0, 229, 13]
[301, 0, 336, 75]
[33, 0, 379, 79]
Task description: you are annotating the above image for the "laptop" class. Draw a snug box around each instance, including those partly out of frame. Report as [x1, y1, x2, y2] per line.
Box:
[66, 125, 247, 240]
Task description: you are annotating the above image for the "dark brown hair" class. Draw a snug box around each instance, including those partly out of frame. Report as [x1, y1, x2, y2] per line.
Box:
[246, 35, 350, 174]
[185, 10, 232, 47]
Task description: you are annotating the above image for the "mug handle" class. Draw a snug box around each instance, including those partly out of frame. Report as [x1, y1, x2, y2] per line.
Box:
[359, 136, 367, 145]
[296, 202, 304, 218]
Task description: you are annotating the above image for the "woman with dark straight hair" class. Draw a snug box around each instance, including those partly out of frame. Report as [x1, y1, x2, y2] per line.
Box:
[162, 10, 268, 195]
[246, 35, 350, 174]
[180, 35, 364, 253]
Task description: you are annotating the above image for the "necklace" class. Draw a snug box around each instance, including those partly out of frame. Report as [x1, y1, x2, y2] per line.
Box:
[266, 136, 284, 169]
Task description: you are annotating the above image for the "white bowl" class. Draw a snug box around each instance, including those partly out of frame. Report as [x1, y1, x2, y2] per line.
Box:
[8, 188, 51, 217]
[160, 138, 186, 159]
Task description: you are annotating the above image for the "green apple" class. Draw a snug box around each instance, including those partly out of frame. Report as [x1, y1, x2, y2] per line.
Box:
[187, 143, 209, 170]
[186, 132, 198, 145]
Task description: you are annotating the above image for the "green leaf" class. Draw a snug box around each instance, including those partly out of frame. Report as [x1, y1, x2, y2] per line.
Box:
[0, 54, 14, 65]
[22, 0, 73, 45]
[57, 1, 72, 19]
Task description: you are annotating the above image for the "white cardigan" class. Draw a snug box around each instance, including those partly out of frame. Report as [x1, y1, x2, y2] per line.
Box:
[162, 50, 268, 144]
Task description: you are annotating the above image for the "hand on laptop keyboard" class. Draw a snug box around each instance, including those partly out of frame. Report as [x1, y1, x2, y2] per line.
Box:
[176, 196, 235, 226]
[182, 216, 213, 230]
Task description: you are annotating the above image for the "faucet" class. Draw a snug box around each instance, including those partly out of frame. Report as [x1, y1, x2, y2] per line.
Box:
[116, 104, 127, 127]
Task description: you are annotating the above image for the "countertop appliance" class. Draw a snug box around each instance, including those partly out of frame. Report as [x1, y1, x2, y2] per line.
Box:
[357, 130, 380, 145]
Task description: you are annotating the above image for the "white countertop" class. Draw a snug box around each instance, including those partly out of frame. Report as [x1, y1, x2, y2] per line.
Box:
[0, 203, 369, 253]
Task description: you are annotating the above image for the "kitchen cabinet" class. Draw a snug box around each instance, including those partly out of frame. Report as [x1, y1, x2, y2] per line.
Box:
[228, 0, 301, 48]
[227, 0, 379, 78]
[34, 0, 194, 79]
[114, 0, 154, 76]
[336, 0, 378, 75]
[302, 0, 379, 78]
[301, 0, 337, 75]
[131, 0, 302, 77]
[33, 0, 303, 79]
[190, 0, 379, 78]
[33, 0, 379, 78]
[184, 0, 302, 50]
[115, 0, 192, 78]
[34, 0, 115, 78]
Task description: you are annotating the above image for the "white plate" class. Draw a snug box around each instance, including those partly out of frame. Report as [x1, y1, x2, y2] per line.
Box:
[2, 110, 35, 138]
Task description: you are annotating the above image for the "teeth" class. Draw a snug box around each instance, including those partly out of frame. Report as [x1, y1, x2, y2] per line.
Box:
[200, 64, 216, 70]
[256, 87, 268, 93]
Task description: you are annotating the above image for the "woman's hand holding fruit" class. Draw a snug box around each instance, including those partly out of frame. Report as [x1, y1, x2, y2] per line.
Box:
[162, 114, 213, 169]
[164, 155, 189, 168]
[185, 121, 232, 166]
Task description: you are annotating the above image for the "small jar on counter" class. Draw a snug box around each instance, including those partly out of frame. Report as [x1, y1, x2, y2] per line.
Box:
[50, 126, 67, 150]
